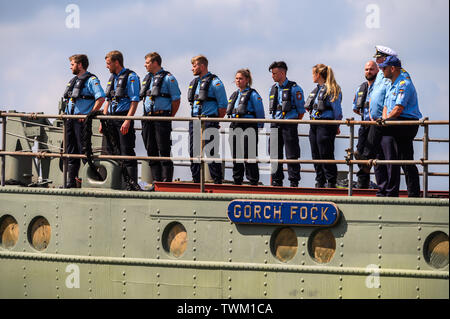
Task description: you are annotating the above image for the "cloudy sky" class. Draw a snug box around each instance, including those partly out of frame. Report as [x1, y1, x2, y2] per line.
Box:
[0, 0, 448, 190]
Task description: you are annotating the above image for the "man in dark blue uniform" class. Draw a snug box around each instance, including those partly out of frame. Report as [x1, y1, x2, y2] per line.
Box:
[268, 61, 305, 187]
[101, 50, 140, 187]
[381, 56, 422, 197]
[352, 60, 378, 189]
[63, 54, 105, 188]
[140, 52, 181, 182]
[187, 55, 227, 184]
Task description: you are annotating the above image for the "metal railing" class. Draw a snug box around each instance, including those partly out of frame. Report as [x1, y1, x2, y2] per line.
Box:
[0, 111, 448, 197]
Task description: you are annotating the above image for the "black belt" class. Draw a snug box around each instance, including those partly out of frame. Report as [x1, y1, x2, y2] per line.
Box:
[144, 110, 172, 116]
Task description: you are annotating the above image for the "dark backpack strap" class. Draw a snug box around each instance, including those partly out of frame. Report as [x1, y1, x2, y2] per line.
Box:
[226, 90, 240, 116]
[356, 81, 369, 110]
[139, 73, 152, 100]
[268, 84, 278, 117]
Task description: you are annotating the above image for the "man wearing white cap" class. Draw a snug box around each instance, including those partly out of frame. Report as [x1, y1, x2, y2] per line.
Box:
[355, 45, 414, 196]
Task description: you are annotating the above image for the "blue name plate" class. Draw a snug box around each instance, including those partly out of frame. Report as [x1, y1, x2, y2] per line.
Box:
[227, 200, 339, 227]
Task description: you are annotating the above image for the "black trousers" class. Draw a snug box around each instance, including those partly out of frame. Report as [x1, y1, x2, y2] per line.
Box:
[309, 124, 338, 185]
[356, 125, 370, 186]
[189, 120, 223, 183]
[105, 113, 138, 183]
[377, 134, 400, 197]
[142, 119, 173, 182]
[66, 118, 85, 185]
[367, 121, 420, 197]
[362, 124, 382, 159]
[229, 123, 259, 185]
[270, 123, 300, 184]
[392, 123, 420, 197]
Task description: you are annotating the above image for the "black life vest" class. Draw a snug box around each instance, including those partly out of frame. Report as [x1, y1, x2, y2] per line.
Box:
[226, 89, 256, 117]
[304, 85, 333, 113]
[188, 73, 218, 116]
[187, 74, 218, 105]
[105, 69, 134, 101]
[63, 72, 96, 101]
[355, 81, 369, 111]
[139, 73, 152, 100]
[268, 81, 297, 117]
[139, 71, 172, 101]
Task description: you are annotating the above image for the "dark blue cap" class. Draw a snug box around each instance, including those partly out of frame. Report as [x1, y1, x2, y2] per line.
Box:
[379, 55, 402, 68]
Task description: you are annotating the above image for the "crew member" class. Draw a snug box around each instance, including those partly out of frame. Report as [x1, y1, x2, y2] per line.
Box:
[227, 69, 265, 185]
[268, 61, 305, 187]
[357, 45, 412, 159]
[140, 52, 181, 182]
[63, 54, 105, 188]
[101, 50, 140, 188]
[352, 61, 378, 189]
[381, 55, 422, 197]
[355, 46, 414, 196]
[188, 55, 227, 184]
[305, 64, 342, 188]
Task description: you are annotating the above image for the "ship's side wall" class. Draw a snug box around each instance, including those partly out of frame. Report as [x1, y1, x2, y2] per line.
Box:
[0, 187, 448, 299]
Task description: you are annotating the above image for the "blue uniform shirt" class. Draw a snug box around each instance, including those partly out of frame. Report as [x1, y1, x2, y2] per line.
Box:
[66, 75, 105, 115]
[143, 68, 181, 114]
[309, 85, 343, 120]
[270, 79, 306, 119]
[352, 82, 374, 121]
[192, 72, 227, 116]
[230, 87, 265, 128]
[369, 68, 411, 120]
[108, 68, 140, 114]
[384, 73, 422, 119]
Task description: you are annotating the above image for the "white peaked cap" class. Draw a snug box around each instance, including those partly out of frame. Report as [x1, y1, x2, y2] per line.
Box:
[374, 45, 398, 57]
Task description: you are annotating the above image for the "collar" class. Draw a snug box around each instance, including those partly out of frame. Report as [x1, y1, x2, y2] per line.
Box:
[277, 78, 289, 88]
[239, 87, 251, 93]
[153, 67, 165, 76]
[200, 72, 212, 80]
[116, 68, 128, 77]
[391, 73, 405, 87]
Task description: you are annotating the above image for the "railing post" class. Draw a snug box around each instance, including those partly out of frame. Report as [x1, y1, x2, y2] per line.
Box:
[62, 119, 68, 188]
[1, 113, 6, 186]
[200, 119, 205, 193]
[422, 117, 429, 198]
[347, 118, 355, 196]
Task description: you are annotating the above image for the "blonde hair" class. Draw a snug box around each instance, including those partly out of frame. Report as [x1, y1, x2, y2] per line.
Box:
[235, 68, 253, 87]
[191, 55, 208, 67]
[313, 64, 341, 102]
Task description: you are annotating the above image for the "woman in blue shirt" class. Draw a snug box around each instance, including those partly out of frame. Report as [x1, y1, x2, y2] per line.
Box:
[227, 69, 265, 185]
[305, 64, 343, 188]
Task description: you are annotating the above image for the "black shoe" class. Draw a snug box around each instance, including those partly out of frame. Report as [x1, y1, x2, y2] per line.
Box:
[214, 180, 222, 185]
[233, 180, 243, 185]
[315, 182, 325, 188]
[250, 181, 259, 186]
[326, 182, 337, 188]
[357, 182, 370, 189]
[290, 181, 299, 188]
[272, 181, 282, 187]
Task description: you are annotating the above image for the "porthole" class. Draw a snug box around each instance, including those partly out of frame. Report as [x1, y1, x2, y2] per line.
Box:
[271, 227, 298, 263]
[28, 216, 51, 251]
[0, 215, 19, 250]
[308, 229, 336, 264]
[162, 222, 187, 258]
[424, 231, 449, 269]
